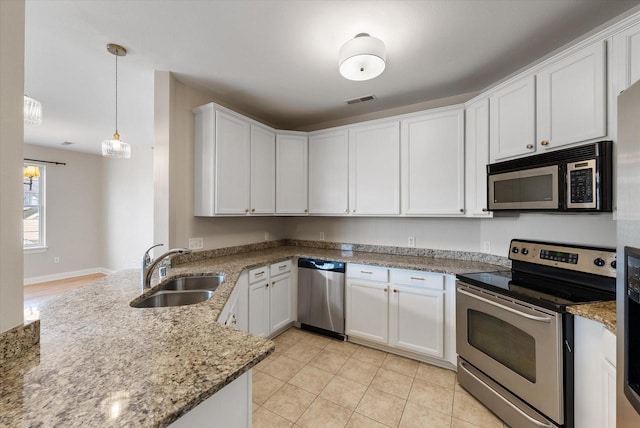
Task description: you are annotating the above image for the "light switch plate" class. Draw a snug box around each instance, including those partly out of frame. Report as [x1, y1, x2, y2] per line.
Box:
[320, 232, 325, 241]
[188, 237, 204, 250]
[408, 237, 416, 247]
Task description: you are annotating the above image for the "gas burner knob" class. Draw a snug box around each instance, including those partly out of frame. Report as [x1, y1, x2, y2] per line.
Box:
[521, 248, 529, 255]
[512, 247, 519, 254]
[611, 260, 617, 269]
[594, 258, 606, 267]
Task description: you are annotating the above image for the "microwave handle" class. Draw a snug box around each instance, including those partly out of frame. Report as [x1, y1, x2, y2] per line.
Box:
[457, 287, 552, 323]
[459, 361, 554, 428]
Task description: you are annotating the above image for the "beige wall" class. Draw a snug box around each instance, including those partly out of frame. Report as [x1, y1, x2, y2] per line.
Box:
[102, 145, 154, 270]
[0, 0, 25, 332]
[155, 73, 286, 252]
[23, 145, 105, 280]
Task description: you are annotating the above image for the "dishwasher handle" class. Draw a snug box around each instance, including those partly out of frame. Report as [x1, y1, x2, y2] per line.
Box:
[298, 258, 345, 273]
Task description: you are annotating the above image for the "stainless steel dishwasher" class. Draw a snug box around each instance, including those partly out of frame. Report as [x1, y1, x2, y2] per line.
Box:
[297, 258, 346, 340]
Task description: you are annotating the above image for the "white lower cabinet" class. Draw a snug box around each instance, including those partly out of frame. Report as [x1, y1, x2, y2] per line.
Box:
[346, 264, 453, 365]
[248, 260, 295, 338]
[574, 315, 616, 428]
[219, 271, 249, 333]
[169, 371, 251, 428]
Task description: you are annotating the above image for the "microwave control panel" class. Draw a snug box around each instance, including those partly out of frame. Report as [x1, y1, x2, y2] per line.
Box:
[567, 159, 597, 209]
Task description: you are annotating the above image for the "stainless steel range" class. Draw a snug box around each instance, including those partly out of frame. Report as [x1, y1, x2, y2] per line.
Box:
[456, 239, 616, 428]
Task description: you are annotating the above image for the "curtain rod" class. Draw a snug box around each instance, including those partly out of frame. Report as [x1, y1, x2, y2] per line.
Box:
[24, 158, 67, 166]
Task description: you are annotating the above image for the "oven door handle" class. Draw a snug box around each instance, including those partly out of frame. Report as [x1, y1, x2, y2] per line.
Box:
[457, 288, 552, 323]
[459, 361, 555, 428]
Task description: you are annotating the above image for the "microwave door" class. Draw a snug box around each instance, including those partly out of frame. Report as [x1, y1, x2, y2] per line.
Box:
[489, 165, 559, 210]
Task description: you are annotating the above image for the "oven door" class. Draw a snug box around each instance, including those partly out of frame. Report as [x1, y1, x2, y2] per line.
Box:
[488, 165, 560, 210]
[456, 282, 564, 424]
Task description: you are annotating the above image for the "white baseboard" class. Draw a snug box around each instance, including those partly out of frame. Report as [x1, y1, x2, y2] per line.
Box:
[24, 267, 115, 286]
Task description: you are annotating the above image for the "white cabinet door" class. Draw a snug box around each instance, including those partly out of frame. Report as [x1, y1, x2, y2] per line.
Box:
[249, 281, 269, 338]
[250, 126, 275, 215]
[401, 108, 464, 215]
[276, 134, 308, 214]
[465, 98, 492, 217]
[215, 109, 251, 214]
[613, 21, 640, 94]
[194, 105, 215, 216]
[308, 130, 349, 215]
[602, 359, 616, 428]
[537, 41, 606, 150]
[489, 75, 536, 162]
[389, 284, 445, 358]
[349, 121, 400, 215]
[345, 279, 389, 344]
[269, 274, 293, 333]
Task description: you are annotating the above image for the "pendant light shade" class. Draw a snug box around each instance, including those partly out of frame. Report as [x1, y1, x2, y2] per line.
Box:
[102, 43, 131, 159]
[24, 95, 43, 126]
[339, 33, 386, 81]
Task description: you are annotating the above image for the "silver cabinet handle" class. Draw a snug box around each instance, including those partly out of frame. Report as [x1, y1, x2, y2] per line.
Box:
[279, 265, 286, 270]
[255, 271, 265, 277]
[459, 361, 553, 428]
[526, 144, 534, 149]
[457, 288, 551, 323]
[361, 271, 373, 275]
[410, 276, 425, 281]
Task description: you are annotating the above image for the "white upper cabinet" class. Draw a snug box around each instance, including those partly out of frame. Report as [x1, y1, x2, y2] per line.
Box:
[465, 98, 491, 217]
[613, 21, 640, 93]
[489, 75, 536, 162]
[401, 107, 465, 215]
[276, 133, 308, 214]
[250, 125, 276, 214]
[348, 121, 400, 215]
[193, 104, 275, 217]
[536, 41, 607, 151]
[308, 130, 349, 215]
[215, 109, 251, 215]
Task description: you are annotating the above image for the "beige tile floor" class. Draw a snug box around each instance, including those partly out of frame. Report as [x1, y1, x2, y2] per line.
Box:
[252, 327, 508, 428]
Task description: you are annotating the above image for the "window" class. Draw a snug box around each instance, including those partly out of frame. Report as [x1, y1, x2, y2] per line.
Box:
[23, 163, 45, 249]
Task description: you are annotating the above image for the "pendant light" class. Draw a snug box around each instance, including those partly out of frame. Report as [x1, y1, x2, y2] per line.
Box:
[101, 43, 131, 159]
[339, 33, 386, 81]
[24, 95, 43, 125]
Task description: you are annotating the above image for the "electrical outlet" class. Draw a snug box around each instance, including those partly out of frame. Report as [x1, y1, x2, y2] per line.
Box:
[408, 237, 416, 247]
[188, 237, 204, 250]
[53, 257, 60, 264]
[264, 232, 270, 241]
[483, 241, 491, 253]
[320, 232, 325, 241]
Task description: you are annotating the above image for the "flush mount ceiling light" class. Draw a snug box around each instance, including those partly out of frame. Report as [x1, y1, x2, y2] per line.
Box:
[24, 95, 42, 126]
[339, 33, 386, 81]
[101, 43, 131, 159]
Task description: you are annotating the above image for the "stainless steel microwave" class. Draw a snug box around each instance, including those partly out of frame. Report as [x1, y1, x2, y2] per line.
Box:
[487, 141, 613, 212]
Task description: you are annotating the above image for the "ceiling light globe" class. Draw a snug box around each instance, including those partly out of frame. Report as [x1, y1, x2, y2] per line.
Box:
[101, 136, 131, 159]
[339, 33, 386, 81]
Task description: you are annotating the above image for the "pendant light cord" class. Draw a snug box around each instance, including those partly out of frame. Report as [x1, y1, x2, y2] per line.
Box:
[115, 52, 118, 135]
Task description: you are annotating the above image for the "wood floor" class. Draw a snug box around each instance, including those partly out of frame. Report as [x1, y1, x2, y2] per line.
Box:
[24, 273, 106, 321]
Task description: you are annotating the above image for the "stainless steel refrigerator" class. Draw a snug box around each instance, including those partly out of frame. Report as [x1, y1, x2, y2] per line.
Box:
[617, 77, 640, 426]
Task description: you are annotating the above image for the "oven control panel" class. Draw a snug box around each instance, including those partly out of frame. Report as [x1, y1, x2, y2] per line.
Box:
[509, 239, 616, 278]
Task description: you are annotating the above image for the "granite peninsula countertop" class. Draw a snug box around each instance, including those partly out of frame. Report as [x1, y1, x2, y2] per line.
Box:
[0, 244, 505, 427]
[567, 300, 617, 333]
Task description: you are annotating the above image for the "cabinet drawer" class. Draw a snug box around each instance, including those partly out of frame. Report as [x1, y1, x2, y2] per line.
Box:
[390, 269, 445, 290]
[248, 266, 269, 284]
[270, 259, 292, 276]
[347, 264, 388, 282]
[602, 327, 616, 368]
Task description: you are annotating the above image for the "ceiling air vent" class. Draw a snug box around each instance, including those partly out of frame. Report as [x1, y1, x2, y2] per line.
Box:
[345, 94, 375, 105]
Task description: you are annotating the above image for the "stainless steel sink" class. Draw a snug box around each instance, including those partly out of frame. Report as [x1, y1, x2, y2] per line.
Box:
[159, 274, 225, 291]
[132, 290, 214, 308]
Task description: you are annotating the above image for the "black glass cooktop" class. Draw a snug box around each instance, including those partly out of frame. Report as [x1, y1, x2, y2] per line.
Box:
[456, 270, 616, 311]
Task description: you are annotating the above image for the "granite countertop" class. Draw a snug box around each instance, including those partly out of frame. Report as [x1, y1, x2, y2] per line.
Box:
[567, 300, 617, 333]
[0, 244, 505, 427]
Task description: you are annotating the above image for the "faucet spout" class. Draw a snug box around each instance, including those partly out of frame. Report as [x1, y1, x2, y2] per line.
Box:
[142, 247, 192, 291]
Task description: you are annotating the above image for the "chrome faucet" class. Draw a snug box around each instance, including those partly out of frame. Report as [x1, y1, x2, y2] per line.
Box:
[141, 244, 192, 290]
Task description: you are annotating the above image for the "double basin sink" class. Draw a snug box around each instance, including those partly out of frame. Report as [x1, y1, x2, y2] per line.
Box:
[132, 274, 225, 308]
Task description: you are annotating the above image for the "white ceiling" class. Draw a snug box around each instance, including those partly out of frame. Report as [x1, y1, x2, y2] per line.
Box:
[24, 0, 640, 155]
